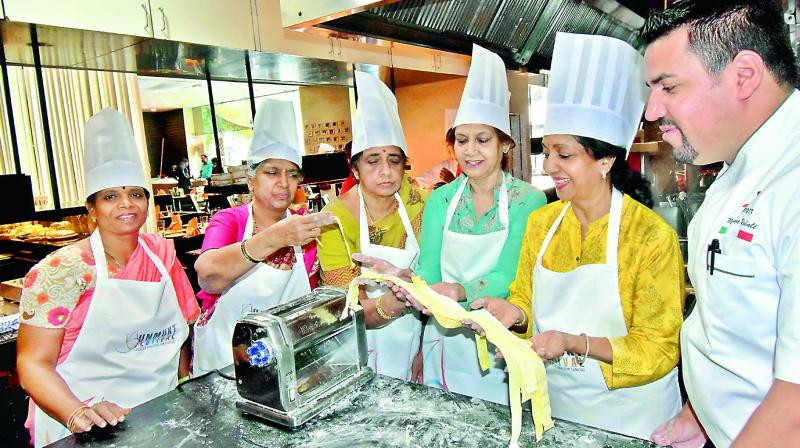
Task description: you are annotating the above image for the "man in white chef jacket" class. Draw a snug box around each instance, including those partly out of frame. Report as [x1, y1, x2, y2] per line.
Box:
[641, 1, 800, 447]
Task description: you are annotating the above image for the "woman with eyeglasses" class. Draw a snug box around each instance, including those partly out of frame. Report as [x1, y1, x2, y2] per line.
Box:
[193, 99, 334, 376]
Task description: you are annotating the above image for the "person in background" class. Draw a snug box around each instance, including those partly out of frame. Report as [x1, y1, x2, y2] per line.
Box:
[472, 32, 683, 439]
[176, 158, 192, 192]
[193, 99, 333, 376]
[642, 1, 800, 446]
[199, 154, 213, 181]
[338, 141, 357, 196]
[414, 142, 461, 191]
[401, 44, 546, 404]
[211, 157, 223, 175]
[16, 108, 199, 447]
[318, 71, 428, 382]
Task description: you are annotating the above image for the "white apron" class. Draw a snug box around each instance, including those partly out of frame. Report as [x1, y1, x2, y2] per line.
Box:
[422, 176, 511, 405]
[33, 231, 189, 447]
[193, 203, 311, 375]
[358, 186, 422, 380]
[532, 189, 681, 440]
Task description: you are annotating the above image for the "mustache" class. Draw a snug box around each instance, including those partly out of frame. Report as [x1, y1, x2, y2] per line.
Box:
[659, 118, 678, 128]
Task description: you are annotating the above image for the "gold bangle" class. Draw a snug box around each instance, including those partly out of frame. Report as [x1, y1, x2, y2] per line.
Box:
[240, 238, 263, 263]
[513, 304, 528, 328]
[575, 333, 589, 366]
[66, 404, 90, 433]
[375, 295, 393, 320]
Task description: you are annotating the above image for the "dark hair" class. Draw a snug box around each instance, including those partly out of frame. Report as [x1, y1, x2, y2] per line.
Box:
[575, 136, 654, 208]
[446, 126, 514, 171]
[641, 0, 798, 87]
[86, 187, 151, 205]
[445, 126, 516, 150]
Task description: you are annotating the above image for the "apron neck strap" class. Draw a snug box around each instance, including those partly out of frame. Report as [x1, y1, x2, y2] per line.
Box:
[443, 173, 509, 231]
[535, 188, 623, 267]
[358, 185, 418, 252]
[90, 230, 169, 279]
[245, 202, 292, 240]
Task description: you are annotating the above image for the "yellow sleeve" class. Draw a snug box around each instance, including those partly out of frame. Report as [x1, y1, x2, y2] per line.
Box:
[508, 212, 540, 339]
[318, 201, 360, 287]
[599, 223, 685, 389]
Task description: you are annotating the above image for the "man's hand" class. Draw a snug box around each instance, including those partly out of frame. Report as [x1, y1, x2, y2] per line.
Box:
[651, 403, 707, 448]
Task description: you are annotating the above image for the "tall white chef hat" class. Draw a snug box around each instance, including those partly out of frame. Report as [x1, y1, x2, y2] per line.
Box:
[83, 108, 150, 199]
[544, 32, 648, 156]
[351, 71, 406, 157]
[452, 44, 511, 136]
[248, 99, 303, 168]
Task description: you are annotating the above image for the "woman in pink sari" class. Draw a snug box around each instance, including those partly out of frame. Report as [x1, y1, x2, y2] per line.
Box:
[16, 109, 199, 447]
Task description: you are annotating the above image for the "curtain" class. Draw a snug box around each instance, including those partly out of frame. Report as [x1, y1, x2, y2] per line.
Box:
[0, 66, 153, 229]
[40, 68, 149, 209]
[6, 66, 52, 210]
[0, 73, 16, 175]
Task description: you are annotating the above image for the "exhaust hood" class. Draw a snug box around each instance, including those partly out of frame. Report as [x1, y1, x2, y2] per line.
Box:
[317, 0, 661, 70]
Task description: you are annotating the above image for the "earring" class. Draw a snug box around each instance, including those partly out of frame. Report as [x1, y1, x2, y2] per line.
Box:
[601, 170, 607, 180]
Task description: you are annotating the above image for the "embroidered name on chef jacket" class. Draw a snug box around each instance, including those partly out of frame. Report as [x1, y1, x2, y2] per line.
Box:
[719, 195, 762, 243]
[118, 324, 179, 353]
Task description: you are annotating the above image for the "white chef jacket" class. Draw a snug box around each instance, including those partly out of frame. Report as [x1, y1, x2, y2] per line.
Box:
[683, 89, 800, 447]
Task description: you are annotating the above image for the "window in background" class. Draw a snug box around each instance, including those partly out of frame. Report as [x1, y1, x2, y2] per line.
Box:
[0, 67, 16, 175]
[6, 65, 53, 210]
[40, 68, 146, 209]
[206, 80, 300, 170]
[528, 84, 547, 139]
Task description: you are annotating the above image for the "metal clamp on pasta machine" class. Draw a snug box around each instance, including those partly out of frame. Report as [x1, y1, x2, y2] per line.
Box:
[233, 287, 373, 428]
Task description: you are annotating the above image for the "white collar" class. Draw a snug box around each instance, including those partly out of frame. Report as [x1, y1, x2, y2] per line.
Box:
[712, 89, 800, 188]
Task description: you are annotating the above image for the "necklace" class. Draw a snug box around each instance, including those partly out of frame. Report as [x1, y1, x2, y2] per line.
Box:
[361, 197, 397, 244]
[104, 250, 125, 270]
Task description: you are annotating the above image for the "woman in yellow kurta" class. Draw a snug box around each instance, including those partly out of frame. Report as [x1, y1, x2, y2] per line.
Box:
[318, 71, 428, 382]
[473, 32, 684, 440]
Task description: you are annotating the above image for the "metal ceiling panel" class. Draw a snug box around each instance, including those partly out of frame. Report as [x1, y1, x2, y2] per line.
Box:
[322, 0, 643, 70]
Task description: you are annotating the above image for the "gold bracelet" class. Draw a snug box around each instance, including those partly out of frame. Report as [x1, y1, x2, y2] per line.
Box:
[513, 304, 528, 328]
[66, 404, 90, 433]
[375, 295, 394, 320]
[240, 238, 263, 263]
[575, 333, 589, 366]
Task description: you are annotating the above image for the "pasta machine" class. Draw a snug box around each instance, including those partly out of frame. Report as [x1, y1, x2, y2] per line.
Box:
[233, 287, 373, 428]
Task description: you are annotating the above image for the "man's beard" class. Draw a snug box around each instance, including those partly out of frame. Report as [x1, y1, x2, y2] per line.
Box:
[660, 119, 699, 164]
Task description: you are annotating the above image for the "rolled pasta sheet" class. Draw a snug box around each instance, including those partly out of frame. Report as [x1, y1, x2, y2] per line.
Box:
[341, 272, 554, 447]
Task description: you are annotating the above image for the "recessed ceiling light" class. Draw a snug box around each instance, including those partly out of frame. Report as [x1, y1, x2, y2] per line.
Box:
[149, 108, 157, 112]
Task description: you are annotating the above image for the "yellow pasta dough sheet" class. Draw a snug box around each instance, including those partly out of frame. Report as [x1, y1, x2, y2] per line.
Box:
[340, 272, 554, 448]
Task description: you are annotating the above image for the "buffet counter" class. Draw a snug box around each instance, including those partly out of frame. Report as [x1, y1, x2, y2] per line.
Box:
[51, 368, 655, 448]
